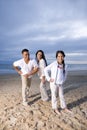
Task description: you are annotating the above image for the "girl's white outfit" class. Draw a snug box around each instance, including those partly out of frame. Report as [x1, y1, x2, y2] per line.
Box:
[44, 61, 67, 109]
[38, 59, 49, 101]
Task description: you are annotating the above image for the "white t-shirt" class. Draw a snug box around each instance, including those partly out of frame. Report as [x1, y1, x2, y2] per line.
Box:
[13, 59, 38, 78]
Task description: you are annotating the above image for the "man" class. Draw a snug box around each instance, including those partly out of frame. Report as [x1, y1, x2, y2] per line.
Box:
[13, 49, 38, 106]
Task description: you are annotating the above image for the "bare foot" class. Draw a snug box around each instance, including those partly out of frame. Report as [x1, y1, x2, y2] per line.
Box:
[63, 108, 73, 114]
[54, 109, 61, 115]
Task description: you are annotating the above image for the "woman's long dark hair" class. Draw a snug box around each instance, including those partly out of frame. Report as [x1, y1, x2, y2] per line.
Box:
[56, 50, 65, 74]
[35, 50, 47, 66]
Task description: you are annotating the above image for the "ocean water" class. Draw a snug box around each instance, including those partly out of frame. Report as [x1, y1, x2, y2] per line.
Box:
[0, 61, 15, 74]
[0, 52, 87, 74]
[0, 59, 87, 74]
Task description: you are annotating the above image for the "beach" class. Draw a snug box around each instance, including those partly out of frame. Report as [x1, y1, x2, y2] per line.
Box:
[0, 71, 87, 130]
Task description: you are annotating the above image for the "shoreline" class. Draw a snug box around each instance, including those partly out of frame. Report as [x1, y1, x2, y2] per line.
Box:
[0, 69, 87, 75]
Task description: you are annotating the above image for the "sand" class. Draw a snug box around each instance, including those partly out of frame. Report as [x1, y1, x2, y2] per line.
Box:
[0, 71, 87, 130]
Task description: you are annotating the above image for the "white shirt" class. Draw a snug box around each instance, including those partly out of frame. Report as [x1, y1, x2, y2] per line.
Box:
[44, 61, 67, 84]
[38, 59, 46, 79]
[13, 59, 38, 78]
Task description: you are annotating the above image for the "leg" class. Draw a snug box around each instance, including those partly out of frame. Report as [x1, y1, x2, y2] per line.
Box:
[40, 81, 49, 101]
[58, 85, 66, 109]
[59, 85, 72, 113]
[50, 83, 58, 109]
[50, 83, 61, 115]
[21, 76, 31, 105]
[21, 75, 27, 103]
[26, 78, 31, 99]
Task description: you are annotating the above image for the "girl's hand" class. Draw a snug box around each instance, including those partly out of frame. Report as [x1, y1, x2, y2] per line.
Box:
[50, 78, 54, 82]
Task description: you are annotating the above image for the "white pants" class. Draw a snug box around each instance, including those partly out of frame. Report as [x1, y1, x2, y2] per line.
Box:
[50, 83, 66, 109]
[21, 75, 31, 102]
[40, 81, 49, 101]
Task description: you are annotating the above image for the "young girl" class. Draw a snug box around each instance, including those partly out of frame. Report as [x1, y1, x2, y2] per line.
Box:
[44, 50, 71, 114]
[36, 50, 49, 101]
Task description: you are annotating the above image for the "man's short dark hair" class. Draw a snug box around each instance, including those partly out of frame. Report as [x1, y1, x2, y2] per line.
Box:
[21, 49, 29, 54]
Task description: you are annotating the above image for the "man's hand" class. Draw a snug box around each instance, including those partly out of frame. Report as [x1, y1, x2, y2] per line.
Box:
[18, 70, 22, 75]
[13, 66, 23, 75]
[23, 73, 30, 78]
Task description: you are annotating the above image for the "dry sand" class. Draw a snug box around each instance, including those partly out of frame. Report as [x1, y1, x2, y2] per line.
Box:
[0, 71, 87, 130]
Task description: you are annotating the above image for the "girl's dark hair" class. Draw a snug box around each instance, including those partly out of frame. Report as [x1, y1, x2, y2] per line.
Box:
[35, 50, 47, 66]
[56, 50, 65, 74]
[56, 50, 65, 58]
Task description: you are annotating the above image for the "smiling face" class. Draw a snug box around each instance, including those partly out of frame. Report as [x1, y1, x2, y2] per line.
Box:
[22, 51, 30, 61]
[37, 51, 42, 61]
[56, 52, 64, 64]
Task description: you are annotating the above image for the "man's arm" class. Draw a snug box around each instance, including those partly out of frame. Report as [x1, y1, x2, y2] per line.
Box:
[24, 67, 39, 78]
[29, 67, 38, 76]
[13, 59, 22, 75]
[13, 66, 22, 75]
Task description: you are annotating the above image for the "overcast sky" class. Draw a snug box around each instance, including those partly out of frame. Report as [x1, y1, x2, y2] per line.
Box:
[0, 0, 87, 61]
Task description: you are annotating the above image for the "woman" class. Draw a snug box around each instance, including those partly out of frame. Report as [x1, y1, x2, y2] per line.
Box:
[44, 50, 72, 114]
[36, 50, 49, 101]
